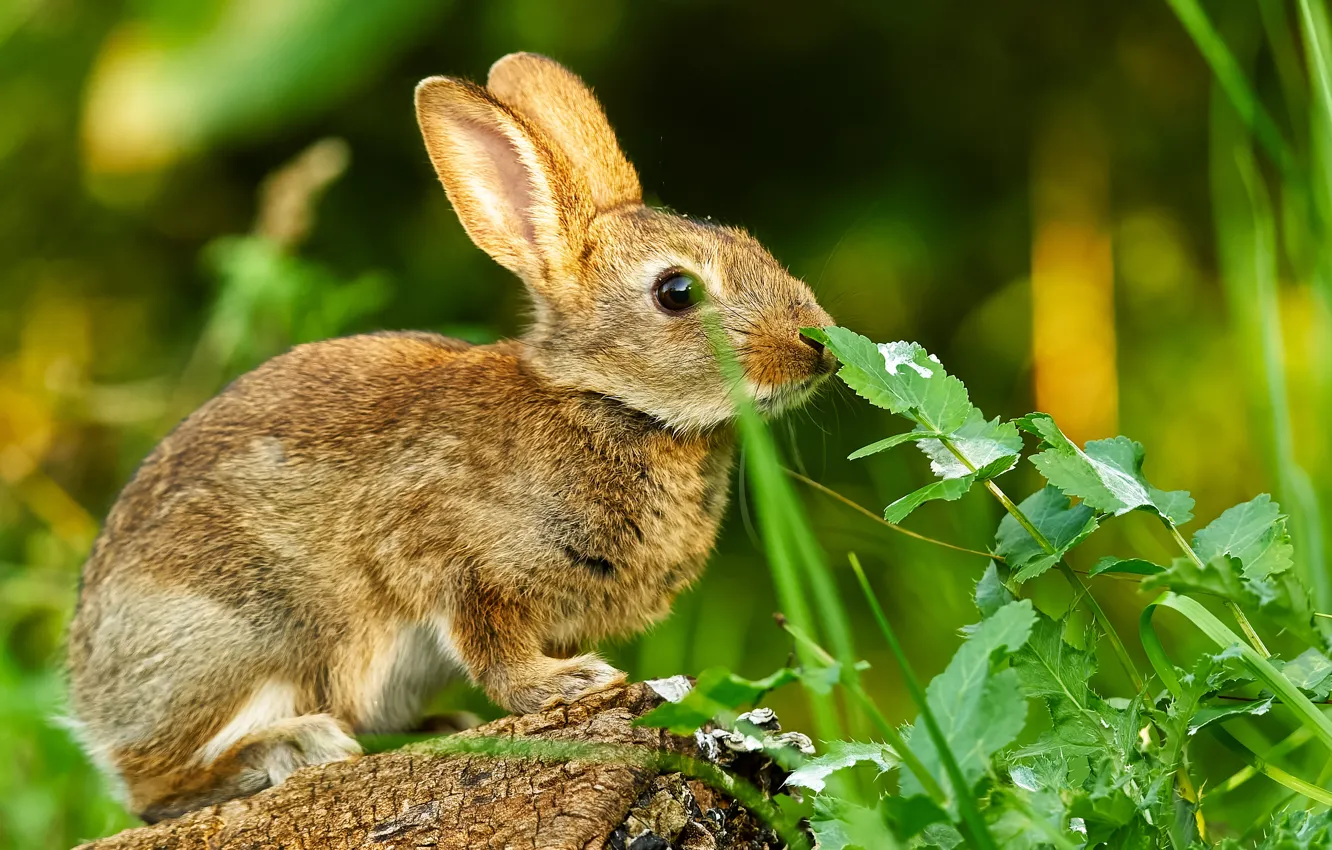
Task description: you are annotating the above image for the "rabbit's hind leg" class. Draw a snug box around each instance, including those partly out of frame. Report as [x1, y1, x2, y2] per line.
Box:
[135, 712, 360, 823]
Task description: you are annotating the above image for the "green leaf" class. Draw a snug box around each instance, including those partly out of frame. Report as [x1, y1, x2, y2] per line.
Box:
[1010, 613, 1111, 763]
[917, 410, 1022, 480]
[1088, 556, 1163, 577]
[819, 328, 971, 433]
[784, 740, 899, 793]
[634, 666, 797, 734]
[848, 430, 934, 460]
[884, 475, 976, 524]
[1014, 614, 1098, 704]
[975, 562, 1016, 619]
[797, 660, 844, 696]
[994, 486, 1100, 583]
[1142, 555, 1248, 600]
[1143, 555, 1320, 645]
[1214, 809, 1332, 850]
[810, 796, 901, 850]
[1140, 592, 1332, 752]
[1019, 415, 1194, 524]
[1188, 697, 1273, 734]
[1277, 648, 1332, 700]
[1192, 494, 1294, 581]
[900, 600, 1036, 800]
[879, 796, 949, 842]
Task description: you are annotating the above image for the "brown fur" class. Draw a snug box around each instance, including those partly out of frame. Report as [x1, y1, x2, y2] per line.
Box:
[66, 53, 835, 821]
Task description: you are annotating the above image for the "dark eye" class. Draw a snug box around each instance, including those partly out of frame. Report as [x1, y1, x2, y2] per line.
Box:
[654, 272, 703, 313]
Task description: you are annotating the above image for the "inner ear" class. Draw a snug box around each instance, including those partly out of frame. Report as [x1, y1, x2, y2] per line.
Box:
[470, 119, 537, 248]
[416, 77, 594, 284]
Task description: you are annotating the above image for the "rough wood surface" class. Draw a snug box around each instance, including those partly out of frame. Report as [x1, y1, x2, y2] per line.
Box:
[77, 682, 784, 850]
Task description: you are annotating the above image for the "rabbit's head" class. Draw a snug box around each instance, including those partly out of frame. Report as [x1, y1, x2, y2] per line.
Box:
[416, 53, 835, 432]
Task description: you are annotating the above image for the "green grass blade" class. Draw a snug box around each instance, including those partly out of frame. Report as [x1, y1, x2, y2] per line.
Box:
[849, 554, 999, 850]
[704, 309, 848, 740]
[1297, 0, 1332, 135]
[1234, 150, 1330, 612]
[1207, 725, 1332, 806]
[736, 399, 846, 741]
[1140, 591, 1332, 751]
[1165, 0, 1297, 175]
[1207, 725, 1313, 798]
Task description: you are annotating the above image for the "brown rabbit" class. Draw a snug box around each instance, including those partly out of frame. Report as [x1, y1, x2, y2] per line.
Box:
[66, 52, 836, 822]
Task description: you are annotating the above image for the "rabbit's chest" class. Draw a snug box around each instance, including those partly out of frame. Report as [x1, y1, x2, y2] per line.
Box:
[543, 430, 734, 636]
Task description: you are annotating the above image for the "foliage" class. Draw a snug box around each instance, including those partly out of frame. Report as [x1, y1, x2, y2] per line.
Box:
[639, 329, 1332, 848]
[5, 0, 1332, 846]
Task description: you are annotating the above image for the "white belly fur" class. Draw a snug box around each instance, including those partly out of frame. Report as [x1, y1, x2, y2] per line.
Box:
[353, 615, 461, 733]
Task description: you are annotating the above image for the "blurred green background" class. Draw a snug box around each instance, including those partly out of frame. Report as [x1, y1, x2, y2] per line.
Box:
[3, 0, 1330, 846]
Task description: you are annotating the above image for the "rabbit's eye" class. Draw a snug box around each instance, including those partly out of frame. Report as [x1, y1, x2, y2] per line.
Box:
[654, 272, 703, 313]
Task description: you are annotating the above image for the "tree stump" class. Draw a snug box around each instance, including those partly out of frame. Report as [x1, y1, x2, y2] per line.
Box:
[76, 681, 791, 850]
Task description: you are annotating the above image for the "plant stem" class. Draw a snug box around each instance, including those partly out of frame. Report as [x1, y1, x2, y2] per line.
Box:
[937, 439, 1146, 691]
[1165, 522, 1271, 658]
[785, 468, 1000, 560]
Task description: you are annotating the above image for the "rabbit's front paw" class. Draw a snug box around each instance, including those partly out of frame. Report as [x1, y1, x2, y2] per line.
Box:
[503, 655, 627, 713]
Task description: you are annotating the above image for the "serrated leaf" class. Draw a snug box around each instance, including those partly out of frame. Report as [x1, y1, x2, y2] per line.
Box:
[848, 430, 933, 460]
[1143, 557, 1321, 647]
[1142, 555, 1248, 601]
[1088, 556, 1163, 577]
[900, 600, 1036, 801]
[784, 740, 899, 792]
[1188, 697, 1273, 734]
[975, 562, 1016, 619]
[994, 486, 1100, 583]
[1214, 810, 1332, 850]
[1152, 489, 1197, 527]
[916, 409, 1022, 480]
[1019, 414, 1193, 524]
[884, 475, 976, 524]
[819, 327, 972, 432]
[1277, 648, 1332, 700]
[1192, 494, 1294, 581]
[1015, 614, 1099, 702]
[1011, 613, 1111, 763]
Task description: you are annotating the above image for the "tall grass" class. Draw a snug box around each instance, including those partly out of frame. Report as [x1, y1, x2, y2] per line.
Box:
[1175, 0, 1332, 610]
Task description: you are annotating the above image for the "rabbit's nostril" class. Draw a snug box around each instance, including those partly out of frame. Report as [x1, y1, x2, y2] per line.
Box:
[800, 334, 825, 355]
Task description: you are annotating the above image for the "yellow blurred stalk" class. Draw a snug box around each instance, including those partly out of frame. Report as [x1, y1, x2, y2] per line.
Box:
[0, 292, 99, 553]
[1030, 104, 1118, 445]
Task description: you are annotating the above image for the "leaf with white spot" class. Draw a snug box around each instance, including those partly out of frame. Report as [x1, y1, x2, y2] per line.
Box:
[1018, 414, 1193, 525]
[917, 410, 1023, 480]
[784, 740, 899, 792]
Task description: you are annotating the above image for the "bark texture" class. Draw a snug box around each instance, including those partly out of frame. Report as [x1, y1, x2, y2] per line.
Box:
[77, 682, 784, 850]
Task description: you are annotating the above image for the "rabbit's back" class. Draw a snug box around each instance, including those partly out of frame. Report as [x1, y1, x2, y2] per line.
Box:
[75, 330, 731, 620]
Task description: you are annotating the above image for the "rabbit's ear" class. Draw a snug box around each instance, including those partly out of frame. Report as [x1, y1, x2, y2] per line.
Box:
[415, 77, 594, 284]
[487, 53, 641, 211]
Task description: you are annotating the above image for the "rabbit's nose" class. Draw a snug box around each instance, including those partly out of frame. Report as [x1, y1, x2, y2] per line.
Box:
[800, 334, 825, 354]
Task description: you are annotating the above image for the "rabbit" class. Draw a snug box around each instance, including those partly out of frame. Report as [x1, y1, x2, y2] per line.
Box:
[66, 52, 836, 823]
